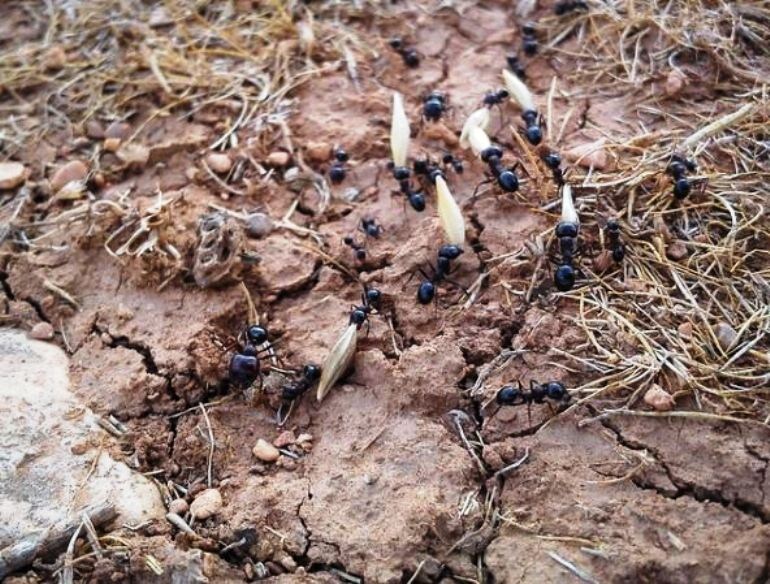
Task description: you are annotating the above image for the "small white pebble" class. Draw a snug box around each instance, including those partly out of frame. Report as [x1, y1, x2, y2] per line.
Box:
[253, 438, 281, 462]
[189, 488, 222, 520]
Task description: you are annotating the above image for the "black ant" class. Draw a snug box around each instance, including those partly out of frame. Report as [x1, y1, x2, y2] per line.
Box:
[554, 0, 589, 14]
[350, 288, 382, 333]
[521, 22, 538, 56]
[389, 37, 420, 68]
[542, 152, 565, 185]
[496, 380, 570, 406]
[483, 89, 509, 108]
[423, 91, 447, 122]
[506, 53, 526, 79]
[280, 364, 322, 401]
[329, 148, 349, 184]
[343, 218, 383, 261]
[521, 109, 543, 145]
[553, 220, 579, 291]
[442, 153, 464, 175]
[389, 163, 426, 212]
[605, 219, 625, 263]
[414, 244, 465, 305]
[229, 325, 276, 390]
[479, 145, 520, 193]
[666, 154, 697, 199]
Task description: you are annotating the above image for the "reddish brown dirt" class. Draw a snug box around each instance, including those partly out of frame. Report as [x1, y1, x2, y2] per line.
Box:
[1, 1, 769, 583]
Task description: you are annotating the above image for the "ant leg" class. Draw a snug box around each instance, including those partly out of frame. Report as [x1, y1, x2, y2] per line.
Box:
[468, 177, 493, 205]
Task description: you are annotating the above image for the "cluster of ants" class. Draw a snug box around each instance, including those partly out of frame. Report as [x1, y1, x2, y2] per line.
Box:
[227, 3, 702, 422]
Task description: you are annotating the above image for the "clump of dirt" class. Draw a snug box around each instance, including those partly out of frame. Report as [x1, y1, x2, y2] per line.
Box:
[1, 0, 769, 582]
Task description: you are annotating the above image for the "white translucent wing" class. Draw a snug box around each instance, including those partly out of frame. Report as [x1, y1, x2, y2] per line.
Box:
[502, 69, 535, 112]
[459, 107, 491, 149]
[435, 175, 466, 246]
[468, 126, 492, 156]
[561, 184, 579, 226]
[390, 92, 410, 167]
[317, 323, 358, 402]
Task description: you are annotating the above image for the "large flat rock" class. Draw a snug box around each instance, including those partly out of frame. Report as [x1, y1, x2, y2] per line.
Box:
[0, 329, 165, 547]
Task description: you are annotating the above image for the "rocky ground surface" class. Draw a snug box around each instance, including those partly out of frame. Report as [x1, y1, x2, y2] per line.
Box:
[0, 0, 768, 583]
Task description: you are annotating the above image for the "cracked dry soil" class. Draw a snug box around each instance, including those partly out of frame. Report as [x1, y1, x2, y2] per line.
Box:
[1, 1, 769, 583]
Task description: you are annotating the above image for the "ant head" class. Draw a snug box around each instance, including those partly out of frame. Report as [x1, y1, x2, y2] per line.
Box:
[343, 236, 354, 246]
[545, 381, 567, 401]
[438, 244, 463, 260]
[246, 325, 268, 345]
[480, 146, 504, 163]
[427, 90, 446, 102]
[606, 218, 620, 231]
[522, 22, 537, 35]
[555, 221, 579, 238]
[389, 37, 403, 49]
[365, 288, 382, 307]
[554, 264, 576, 292]
[423, 99, 444, 120]
[673, 178, 691, 199]
[355, 249, 366, 261]
[525, 125, 542, 145]
[393, 166, 411, 180]
[303, 364, 322, 381]
[496, 385, 523, 405]
[409, 192, 426, 212]
[442, 153, 454, 164]
[543, 152, 561, 169]
[334, 148, 349, 163]
[417, 281, 435, 305]
[350, 308, 368, 326]
[329, 164, 346, 184]
[402, 49, 420, 68]
[452, 160, 464, 174]
[428, 168, 444, 184]
[497, 169, 519, 192]
[497, 89, 510, 99]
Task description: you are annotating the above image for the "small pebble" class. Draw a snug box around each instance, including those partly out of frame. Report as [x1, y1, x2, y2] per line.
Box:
[422, 122, 459, 147]
[296, 433, 313, 443]
[190, 488, 223, 520]
[168, 498, 189, 515]
[245, 213, 274, 238]
[714, 322, 737, 351]
[343, 187, 360, 202]
[42, 46, 67, 70]
[643, 384, 675, 411]
[305, 141, 332, 162]
[273, 431, 296, 448]
[0, 162, 27, 190]
[70, 441, 88, 455]
[481, 446, 504, 471]
[253, 438, 280, 462]
[117, 143, 150, 168]
[85, 120, 105, 140]
[206, 152, 233, 174]
[50, 160, 88, 192]
[279, 554, 297, 573]
[266, 151, 291, 167]
[678, 322, 693, 339]
[104, 121, 131, 140]
[565, 138, 608, 170]
[103, 137, 122, 152]
[29, 322, 55, 340]
[278, 456, 297, 471]
[665, 69, 688, 97]
[666, 241, 688, 261]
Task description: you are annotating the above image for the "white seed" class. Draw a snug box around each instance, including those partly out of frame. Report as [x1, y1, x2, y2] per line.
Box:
[317, 323, 358, 402]
[459, 107, 491, 149]
[560, 183, 579, 227]
[502, 69, 535, 112]
[390, 92, 410, 167]
[468, 126, 492, 157]
[435, 175, 465, 246]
